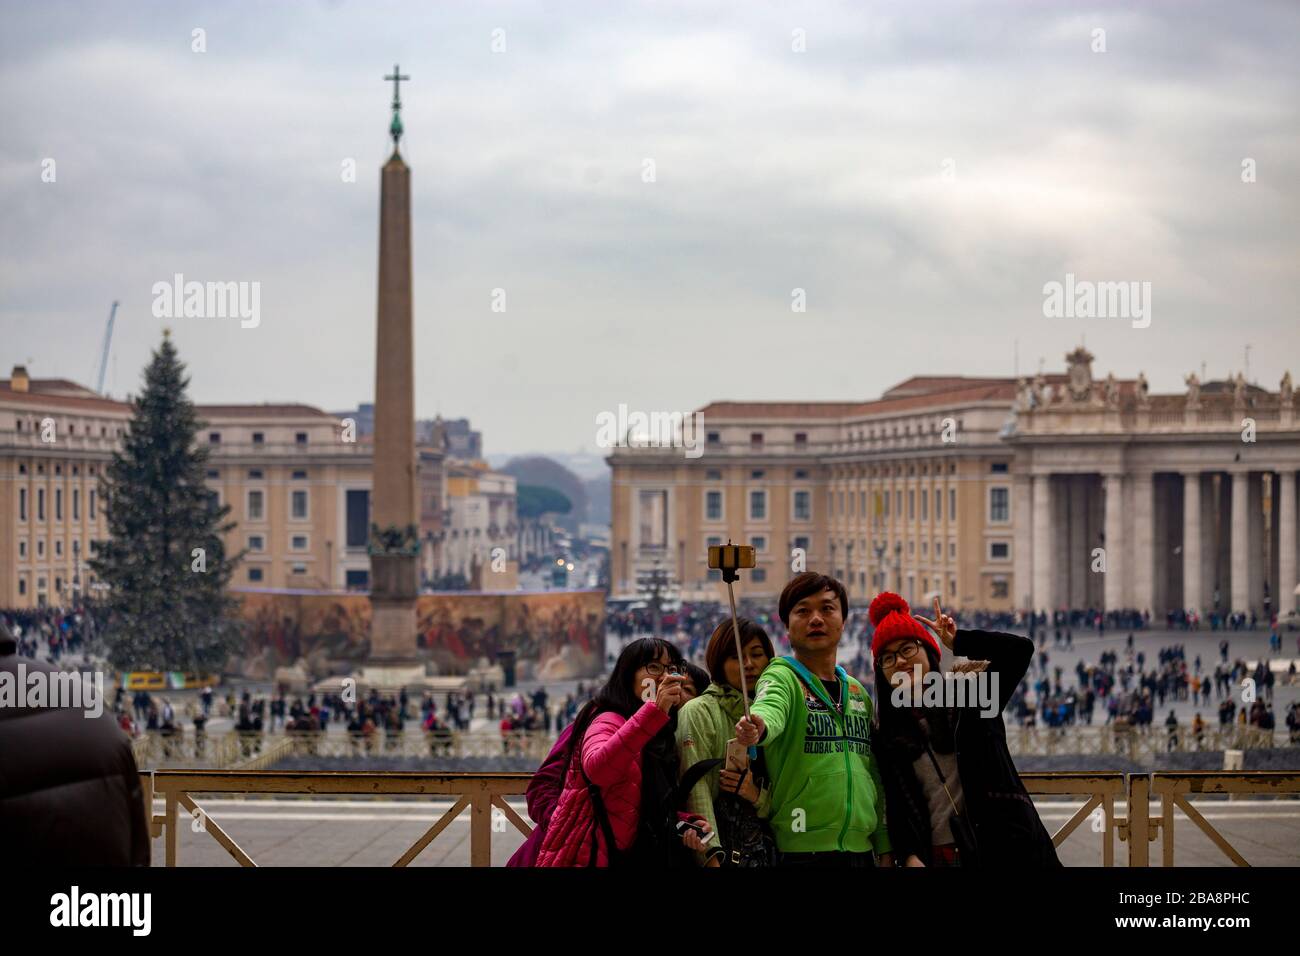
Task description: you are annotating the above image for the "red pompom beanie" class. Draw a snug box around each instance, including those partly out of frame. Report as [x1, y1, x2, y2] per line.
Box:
[869, 592, 940, 661]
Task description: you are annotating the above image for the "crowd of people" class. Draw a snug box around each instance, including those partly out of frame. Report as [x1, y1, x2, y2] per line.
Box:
[509, 573, 1062, 869]
[1, 605, 105, 662]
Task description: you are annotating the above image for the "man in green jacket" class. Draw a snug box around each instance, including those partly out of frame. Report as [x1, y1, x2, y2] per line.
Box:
[736, 572, 893, 867]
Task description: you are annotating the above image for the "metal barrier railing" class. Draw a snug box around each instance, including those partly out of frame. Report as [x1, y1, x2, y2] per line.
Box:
[1006, 724, 1281, 758]
[131, 729, 560, 769]
[142, 768, 1297, 868]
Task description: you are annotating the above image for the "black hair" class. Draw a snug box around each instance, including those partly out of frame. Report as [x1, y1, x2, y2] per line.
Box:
[562, 638, 684, 772]
[874, 642, 956, 757]
[704, 617, 775, 686]
[683, 663, 711, 699]
[778, 572, 848, 627]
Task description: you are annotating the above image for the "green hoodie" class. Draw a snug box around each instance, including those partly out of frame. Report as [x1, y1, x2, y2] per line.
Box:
[750, 657, 891, 855]
[676, 681, 772, 864]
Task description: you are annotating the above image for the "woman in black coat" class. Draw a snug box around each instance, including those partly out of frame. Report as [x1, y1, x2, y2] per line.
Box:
[867, 592, 1061, 868]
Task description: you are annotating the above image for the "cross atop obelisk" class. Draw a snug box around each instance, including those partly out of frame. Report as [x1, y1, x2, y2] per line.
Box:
[384, 64, 410, 149]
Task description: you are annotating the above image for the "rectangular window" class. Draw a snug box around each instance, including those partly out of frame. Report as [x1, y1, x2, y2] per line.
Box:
[794, 432, 807, 449]
[18, 579, 25, 596]
[19, 488, 26, 522]
[346, 490, 370, 548]
[56, 488, 63, 521]
[707, 432, 721, 447]
[291, 490, 309, 520]
[859, 491, 865, 516]
[794, 490, 811, 521]
[991, 462, 1009, 474]
[248, 490, 264, 521]
[990, 541, 1010, 560]
[248, 535, 265, 552]
[752, 568, 767, 582]
[639, 490, 669, 548]
[935, 489, 942, 520]
[18, 540, 27, 559]
[990, 487, 1010, 523]
[345, 569, 369, 589]
[991, 579, 1009, 598]
[908, 490, 914, 519]
[895, 491, 901, 517]
[794, 536, 810, 552]
[750, 433, 763, 450]
[950, 541, 956, 559]
[38, 488, 46, 521]
[291, 563, 307, 575]
[751, 535, 767, 552]
[89, 489, 96, 520]
[706, 490, 723, 521]
[73, 488, 80, 521]
[55, 540, 63, 557]
[883, 490, 890, 517]
[751, 470, 765, 480]
[749, 490, 767, 521]
[295, 432, 308, 445]
[949, 488, 956, 520]
[292, 469, 308, 480]
[706, 535, 723, 549]
[249, 568, 263, 583]
[921, 490, 928, 520]
[291, 534, 308, 551]
[206, 469, 220, 479]
[838, 491, 845, 515]
[252, 432, 265, 445]
[37, 540, 45, 558]
[248, 469, 263, 480]
[208, 432, 221, 444]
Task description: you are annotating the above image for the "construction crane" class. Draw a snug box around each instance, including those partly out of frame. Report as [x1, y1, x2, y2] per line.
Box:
[93, 301, 118, 394]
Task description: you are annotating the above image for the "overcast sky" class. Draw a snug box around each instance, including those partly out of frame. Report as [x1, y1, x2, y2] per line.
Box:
[2, 0, 1297, 458]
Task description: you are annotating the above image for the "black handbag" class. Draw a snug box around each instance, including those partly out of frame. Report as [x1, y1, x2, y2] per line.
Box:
[678, 758, 778, 867]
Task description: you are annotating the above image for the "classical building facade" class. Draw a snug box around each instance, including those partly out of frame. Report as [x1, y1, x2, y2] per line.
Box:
[609, 350, 1299, 619]
[0, 369, 128, 606]
[434, 459, 519, 587]
[0, 369, 447, 605]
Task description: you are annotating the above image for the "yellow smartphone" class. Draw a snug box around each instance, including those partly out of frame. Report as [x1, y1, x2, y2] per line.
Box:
[708, 544, 756, 571]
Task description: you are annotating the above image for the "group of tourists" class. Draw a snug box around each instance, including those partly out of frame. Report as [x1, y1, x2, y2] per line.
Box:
[509, 571, 1060, 868]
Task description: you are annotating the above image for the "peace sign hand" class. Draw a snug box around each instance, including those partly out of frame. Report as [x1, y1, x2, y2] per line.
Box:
[914, 596, 957, 651]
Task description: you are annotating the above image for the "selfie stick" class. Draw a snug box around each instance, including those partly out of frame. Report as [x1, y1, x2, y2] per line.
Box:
[719, 542, 752, 722]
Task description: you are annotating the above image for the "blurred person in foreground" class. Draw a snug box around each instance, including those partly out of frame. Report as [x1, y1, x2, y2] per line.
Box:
[0, 619, 150, 864]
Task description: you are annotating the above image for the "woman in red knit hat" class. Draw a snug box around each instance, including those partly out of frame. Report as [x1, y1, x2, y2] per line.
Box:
[868, 591, 1060, 868]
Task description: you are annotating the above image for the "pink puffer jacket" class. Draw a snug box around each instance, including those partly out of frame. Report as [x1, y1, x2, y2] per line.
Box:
[535, 700, 669, 867]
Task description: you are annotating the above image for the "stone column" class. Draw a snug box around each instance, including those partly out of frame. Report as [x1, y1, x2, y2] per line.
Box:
[369, 148, 420, 660]
[1249, 474, 1266, 615]
[1132, 473, 1155, 613]
[1104, 472, 1124, 611]
[1070, 476, 1088, 607]
[1013, 474, 1032, 609]
[1280, 470, 1297, 616]
[1182, 471, 1202, 618]
[1230, 469, 1250, 614]
[1032, 474, 1053, 613]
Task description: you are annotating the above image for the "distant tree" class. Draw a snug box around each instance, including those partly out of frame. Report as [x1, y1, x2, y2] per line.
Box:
[90, 333, 244, 673]
[516, 484, 572, 519]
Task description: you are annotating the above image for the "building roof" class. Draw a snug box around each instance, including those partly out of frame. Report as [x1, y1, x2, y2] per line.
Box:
[0, 377, 132, 413]
[194, 403, 336, 420]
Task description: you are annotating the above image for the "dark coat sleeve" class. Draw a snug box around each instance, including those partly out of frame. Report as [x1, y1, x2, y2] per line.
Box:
[952, 628, 1033, 714]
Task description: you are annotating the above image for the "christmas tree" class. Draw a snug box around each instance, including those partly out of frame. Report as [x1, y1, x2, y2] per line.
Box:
[90, 332, 244, 673]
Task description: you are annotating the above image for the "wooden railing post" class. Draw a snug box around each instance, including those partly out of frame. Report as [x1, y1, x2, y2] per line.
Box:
[164, 790, 180, 867]
[1127, 773, 1150, 868]
[470, 783, 492, 867]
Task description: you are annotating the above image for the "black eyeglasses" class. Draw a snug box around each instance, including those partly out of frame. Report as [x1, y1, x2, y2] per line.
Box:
[880, 642, 923, 669]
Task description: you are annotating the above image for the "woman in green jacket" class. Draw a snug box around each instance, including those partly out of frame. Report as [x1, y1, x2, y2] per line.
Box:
[675, 617, 776, 866]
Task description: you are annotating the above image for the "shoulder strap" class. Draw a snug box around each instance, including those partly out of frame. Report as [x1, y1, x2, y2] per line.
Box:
[578, 758, 621, 867]
[672, 757, 724, 806]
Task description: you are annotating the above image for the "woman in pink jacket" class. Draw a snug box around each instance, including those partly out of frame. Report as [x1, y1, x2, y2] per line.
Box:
[536, 638, 711, 867]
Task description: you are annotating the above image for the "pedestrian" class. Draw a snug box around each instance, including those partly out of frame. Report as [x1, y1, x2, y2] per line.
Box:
[735, 573, 891, 868]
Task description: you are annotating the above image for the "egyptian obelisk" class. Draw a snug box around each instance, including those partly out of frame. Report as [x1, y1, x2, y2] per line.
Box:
[368, 64, 419, 661]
